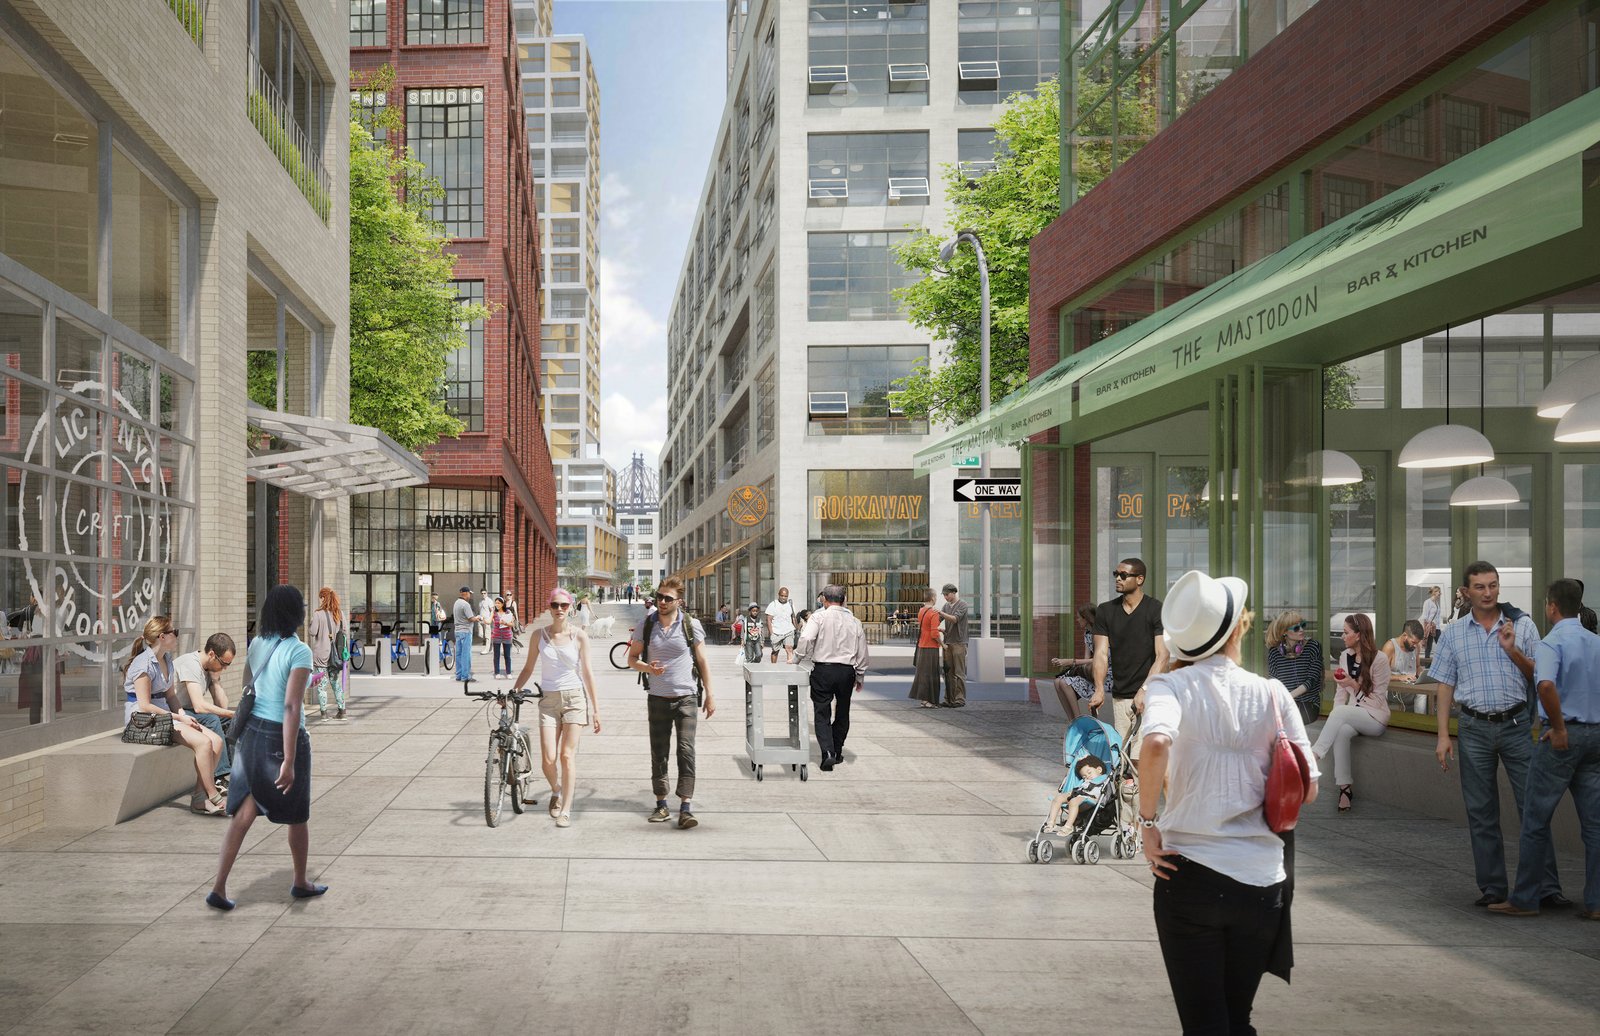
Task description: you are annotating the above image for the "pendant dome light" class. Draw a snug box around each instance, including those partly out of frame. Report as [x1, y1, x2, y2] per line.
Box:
[1451, 319, 1519, 507]
[1535, 352, 1600, 419]
[1553, 391, 1600, 442]
[1399, 324, 1496, 469]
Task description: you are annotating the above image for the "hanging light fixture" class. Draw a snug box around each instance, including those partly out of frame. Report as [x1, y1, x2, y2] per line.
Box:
[1553, 391, 1600, 442]
[1451, 319, 1519, 507]
[1399, 324, 1496, 468]
[1308, 449, 1364, 486]
[1536, 352, 1600, 419]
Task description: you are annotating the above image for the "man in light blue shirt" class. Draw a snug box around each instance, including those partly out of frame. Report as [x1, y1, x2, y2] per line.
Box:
[1431, 561, 1563, 907]
[1490, 578, 1600, 919]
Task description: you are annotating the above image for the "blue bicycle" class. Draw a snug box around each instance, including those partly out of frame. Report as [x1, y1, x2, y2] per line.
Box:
[438, 628, 454, 672]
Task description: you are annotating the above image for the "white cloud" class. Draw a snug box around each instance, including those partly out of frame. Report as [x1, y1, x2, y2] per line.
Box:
[601, 173, 636, 232]
[600, 392, 666, 477]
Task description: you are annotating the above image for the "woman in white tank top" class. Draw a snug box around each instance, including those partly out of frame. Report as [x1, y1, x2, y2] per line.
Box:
[511, 588, 600, 828]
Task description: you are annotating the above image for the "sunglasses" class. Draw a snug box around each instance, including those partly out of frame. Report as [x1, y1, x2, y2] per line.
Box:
[1287, 622, 1307, 632]
[654, 593, 678, 603]
[163, 627, 180, 636]
[550, 602, 570, 610]
[1112, 571, 1138, 580]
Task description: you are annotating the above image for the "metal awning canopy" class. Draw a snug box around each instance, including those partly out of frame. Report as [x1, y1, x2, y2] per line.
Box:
[666, 534, 759, 585]
[914, 89, 1600, 472]
[246, 404, 429, 499]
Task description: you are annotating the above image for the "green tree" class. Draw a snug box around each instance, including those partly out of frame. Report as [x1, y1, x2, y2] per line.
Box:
[348, 67, 485, 450]
[890, 69, 1158, 426]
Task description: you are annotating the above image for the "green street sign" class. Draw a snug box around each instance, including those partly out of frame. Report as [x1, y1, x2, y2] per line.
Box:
[953, 455, 981, 468]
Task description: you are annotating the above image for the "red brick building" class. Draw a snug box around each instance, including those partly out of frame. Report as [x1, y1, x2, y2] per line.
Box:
[349, 0, 556, 629]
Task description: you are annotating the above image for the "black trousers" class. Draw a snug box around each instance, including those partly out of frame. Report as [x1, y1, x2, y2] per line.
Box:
[810, 662, 855, 757]
[1153, 854, 1285, 1036]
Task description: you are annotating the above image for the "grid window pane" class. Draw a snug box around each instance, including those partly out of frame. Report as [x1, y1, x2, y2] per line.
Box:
[807, 132, 928, 206]
[956, 1, 1059, 106]
[807, 232, 917, 321]
[352, 89, 389, 141]
[406, 0, 483, 45]
[445, 280, 484, 430]
[406, 88, 485, 236]
[807, 345, 927, 435]
[350, 0, 387, 47]
[808, 1, 929, 110]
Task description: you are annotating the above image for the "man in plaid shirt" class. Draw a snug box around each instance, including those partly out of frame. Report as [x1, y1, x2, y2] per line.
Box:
[1432, 561, 1566, 909]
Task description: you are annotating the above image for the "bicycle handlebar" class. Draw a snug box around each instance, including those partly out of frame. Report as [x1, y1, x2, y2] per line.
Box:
[464, 685, 543, 702]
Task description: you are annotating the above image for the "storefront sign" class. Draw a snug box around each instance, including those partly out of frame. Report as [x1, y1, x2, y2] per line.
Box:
[727, 484, 768, 526]
[425, 513, 500, 531]
[812, 494, 924, 521]
[18, 380, 172, 659]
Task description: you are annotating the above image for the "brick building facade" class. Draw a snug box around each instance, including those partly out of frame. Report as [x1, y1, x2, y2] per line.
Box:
[350, 0, 557, 625]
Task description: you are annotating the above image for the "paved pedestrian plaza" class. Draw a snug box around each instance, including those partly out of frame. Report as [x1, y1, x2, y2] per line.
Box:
[3, 636, 1598, 1034]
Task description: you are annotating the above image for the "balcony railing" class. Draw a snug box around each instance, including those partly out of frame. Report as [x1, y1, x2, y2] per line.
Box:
[165, 0, 203, 46]
[248, 52, 331, 223]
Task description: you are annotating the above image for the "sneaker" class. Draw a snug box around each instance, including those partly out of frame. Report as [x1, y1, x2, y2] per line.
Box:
[335, 707, 346, 721]
[678, 810, 698, 830]
[648, 805, 671, 823]
[555, 813, 571, 828]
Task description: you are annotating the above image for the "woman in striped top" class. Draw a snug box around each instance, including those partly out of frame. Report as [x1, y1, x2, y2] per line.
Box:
[1266, 611, 1326, 726]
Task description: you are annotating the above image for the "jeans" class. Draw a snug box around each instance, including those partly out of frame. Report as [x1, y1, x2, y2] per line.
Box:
[1508, 721, 1600, 911]
[647, 694, 698, 800]
[1153, 855, 1284, 1036]
[1457, 712, 1561, 900]
[191, 712, 231, 779]
[942, 642, 967, 706]
[1311, 705, 1386, 786]
[455, 630, 474, 682]
[810, 662, 855, 758]
[492, 640, 511, 675]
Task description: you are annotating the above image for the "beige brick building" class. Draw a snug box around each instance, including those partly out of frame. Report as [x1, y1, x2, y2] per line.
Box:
[0, 0, 419, 834]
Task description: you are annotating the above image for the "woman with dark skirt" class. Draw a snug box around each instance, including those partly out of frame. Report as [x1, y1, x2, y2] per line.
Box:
[208, 584, 328, 910]
[908, 588, 943, 708]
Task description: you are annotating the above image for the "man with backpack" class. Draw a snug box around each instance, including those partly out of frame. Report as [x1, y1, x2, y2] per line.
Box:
[627, 577, 714, 828]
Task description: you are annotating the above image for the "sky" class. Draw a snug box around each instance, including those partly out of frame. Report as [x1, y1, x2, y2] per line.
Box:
[554, 0, 728, 484]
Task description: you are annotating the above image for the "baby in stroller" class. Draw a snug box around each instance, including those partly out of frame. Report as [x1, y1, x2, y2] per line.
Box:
[1046, 754, 1110, 836]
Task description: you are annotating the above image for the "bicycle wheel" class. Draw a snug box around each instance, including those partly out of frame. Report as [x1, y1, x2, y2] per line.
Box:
[349, 642, 364, 672]
[395, 644, 409, 671]
[442, 642, 454, 671]
[484, 744, 507, 827]
[609, 640, 630, 670]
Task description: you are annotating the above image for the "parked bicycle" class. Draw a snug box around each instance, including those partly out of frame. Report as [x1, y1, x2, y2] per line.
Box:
[348, 637, 365, 672]
[388, 624, 410, 671]
[467, 684, 540, 827]
[437, 626, 454, 672]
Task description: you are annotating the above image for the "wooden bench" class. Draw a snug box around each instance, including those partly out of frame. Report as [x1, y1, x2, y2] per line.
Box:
[43, 732, 196, 829]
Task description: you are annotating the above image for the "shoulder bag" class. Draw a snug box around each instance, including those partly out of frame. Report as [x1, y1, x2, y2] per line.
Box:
[1264, 689, 1313, 832]
[121, 710, 174, 747]
[226, 638, 292, 747]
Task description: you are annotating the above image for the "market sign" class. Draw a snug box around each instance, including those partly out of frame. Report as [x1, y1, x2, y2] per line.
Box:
[425, 513, 500, 531]
[913, 90, 1600, 469]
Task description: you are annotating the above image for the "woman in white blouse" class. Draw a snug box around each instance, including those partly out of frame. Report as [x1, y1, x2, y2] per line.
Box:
[1138, 571, 1319, 1034]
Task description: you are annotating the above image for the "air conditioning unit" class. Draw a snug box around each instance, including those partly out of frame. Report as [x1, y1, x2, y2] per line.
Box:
[887, 400, 906, 416]
[887, 176, 930, 201]
[959, 60, 1001, 82]
[808, 391, 849, 417]
[958, 159, 998, 180]
[808, 177, 848, 200]
[888, 63, 930, 88]
[808, 65, 848, 94]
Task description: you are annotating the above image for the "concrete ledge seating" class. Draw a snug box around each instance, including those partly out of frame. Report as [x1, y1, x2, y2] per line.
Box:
[43, 732, 196, 830]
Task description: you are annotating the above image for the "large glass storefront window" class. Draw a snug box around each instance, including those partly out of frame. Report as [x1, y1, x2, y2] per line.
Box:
[807, 469, 928, 636]
[350, 487, 503, 642]
[959, 468, 1022, 640]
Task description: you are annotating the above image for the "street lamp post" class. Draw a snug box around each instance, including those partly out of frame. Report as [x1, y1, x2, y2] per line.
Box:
[938, 230, 992, 644]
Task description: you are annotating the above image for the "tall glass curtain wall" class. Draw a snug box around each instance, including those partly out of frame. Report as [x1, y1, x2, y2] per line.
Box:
[0, 32, 195, 732]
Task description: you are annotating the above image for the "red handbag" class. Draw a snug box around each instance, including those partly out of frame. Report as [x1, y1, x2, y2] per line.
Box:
[1264, 691, 1312, 832]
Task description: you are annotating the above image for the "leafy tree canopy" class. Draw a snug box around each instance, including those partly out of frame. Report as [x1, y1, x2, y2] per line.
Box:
[348, 66, 486, 451]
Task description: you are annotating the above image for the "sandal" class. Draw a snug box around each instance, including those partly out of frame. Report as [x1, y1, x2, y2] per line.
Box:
[549, 795, 563, 818]
[192, 792, 228, 817]
[919, 702, 938, 709]
[1338, 785, 1353, 813]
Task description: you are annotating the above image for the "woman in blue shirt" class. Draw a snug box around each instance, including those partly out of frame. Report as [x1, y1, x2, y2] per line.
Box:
[208, 584, 327, 910]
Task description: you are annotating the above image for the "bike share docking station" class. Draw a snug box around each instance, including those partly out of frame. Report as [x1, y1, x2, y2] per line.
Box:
[744, 663, 812, 782]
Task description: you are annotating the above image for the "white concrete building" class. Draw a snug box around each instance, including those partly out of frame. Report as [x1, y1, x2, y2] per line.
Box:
[513, 0, 623, 590]
[658, 0, 1050, 633]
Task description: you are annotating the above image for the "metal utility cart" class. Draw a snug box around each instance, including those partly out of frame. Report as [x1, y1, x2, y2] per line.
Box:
[744, 662, 810, 781]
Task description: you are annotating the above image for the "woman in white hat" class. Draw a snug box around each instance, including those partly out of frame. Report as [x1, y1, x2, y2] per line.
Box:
[1138, 570, 1319, 1034]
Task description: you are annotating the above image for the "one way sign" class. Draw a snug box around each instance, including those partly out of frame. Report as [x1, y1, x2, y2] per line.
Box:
[953, 478, 1023, 503]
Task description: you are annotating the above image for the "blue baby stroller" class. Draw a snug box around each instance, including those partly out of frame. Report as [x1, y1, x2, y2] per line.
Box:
[1027, 714, 1141, 864]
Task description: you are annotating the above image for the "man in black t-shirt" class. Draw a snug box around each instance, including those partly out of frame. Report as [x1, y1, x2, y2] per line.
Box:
[1091, 558, 1167, 771]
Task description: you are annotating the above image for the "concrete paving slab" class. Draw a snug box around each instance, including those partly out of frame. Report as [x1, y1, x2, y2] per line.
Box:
[268, 855, 568, 931]
[246, 776, 404, 856]
[0, 853, 216, 924]
[792, 813, 1068, 863]
[0, 923, 143, 1024]
[343, 805, 825, 861]
[346, 734, 450, 778]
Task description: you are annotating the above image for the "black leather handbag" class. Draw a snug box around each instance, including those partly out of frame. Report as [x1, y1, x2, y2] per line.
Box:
[121, 711, 174, 747]
[226, 639, 290, 746]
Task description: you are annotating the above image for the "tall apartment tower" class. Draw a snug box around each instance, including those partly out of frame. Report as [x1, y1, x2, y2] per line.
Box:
[512, 0, 623, 592]
[658, 0, 1051, 630]
[349, 0, 558, 631]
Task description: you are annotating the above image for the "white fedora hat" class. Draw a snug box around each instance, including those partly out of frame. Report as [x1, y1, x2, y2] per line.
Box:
[1163, 570, 1250, 662]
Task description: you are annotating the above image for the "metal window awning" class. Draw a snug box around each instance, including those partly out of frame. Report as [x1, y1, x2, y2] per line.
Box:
[666, 534, 759, 585]
[246, 404, 429, 499]
[913, 89, 1600, 473]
